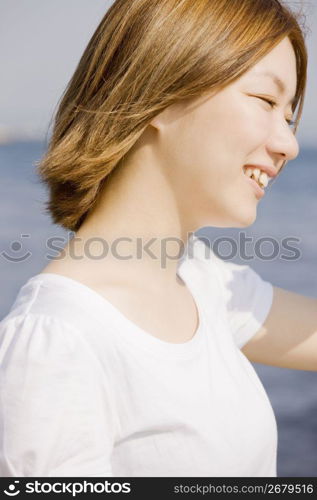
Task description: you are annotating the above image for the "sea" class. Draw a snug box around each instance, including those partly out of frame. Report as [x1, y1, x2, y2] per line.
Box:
[0, 141, 316, 477]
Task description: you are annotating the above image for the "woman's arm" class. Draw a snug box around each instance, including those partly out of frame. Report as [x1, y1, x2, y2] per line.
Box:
[241, 286, 317, 371]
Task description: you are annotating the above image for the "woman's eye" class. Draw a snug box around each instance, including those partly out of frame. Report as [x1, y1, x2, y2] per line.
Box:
[255, 96, 295, 127]
[256, 96, 276, 108]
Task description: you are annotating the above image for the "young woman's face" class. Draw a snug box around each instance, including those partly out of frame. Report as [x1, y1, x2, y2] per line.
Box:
[152, 36, 299, 228]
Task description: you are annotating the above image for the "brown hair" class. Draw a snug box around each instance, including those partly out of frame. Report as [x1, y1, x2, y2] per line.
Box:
[36, 0, 308, 232]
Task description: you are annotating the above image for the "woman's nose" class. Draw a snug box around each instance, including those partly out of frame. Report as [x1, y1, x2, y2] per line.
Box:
[267, 122, 300, 163]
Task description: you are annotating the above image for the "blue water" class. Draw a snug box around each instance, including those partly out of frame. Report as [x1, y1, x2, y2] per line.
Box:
[0, 141, 316, 476]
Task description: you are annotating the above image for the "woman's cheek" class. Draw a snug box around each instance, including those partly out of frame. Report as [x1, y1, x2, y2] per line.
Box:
[236, 110, 271, 148]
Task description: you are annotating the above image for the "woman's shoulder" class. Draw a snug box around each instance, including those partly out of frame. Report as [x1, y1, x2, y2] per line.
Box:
[0, 274, 122, 388]
[0, 272, 120, 346]
[0, 310, 82, 364]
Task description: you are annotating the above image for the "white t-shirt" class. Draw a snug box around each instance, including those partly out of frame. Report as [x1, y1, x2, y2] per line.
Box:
[0, 235, 277, 477]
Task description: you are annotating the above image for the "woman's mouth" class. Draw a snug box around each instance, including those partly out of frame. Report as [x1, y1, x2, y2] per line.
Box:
[243, 166, 268, 199]
[243, 166, 269, 188]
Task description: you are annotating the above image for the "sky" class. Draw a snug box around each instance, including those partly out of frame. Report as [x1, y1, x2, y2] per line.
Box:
[0, 0, 316, 148]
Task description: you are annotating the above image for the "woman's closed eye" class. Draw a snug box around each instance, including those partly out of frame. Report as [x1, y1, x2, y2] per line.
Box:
[257, 96, 276, 108]
[255, 96, 295, 127]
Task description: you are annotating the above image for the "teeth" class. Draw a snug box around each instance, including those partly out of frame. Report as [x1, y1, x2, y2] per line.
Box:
[243, 166, 269, 189]
[244, 167, 253, 178]
[258, 172, 268, 187]
[252, 168, 261, 182]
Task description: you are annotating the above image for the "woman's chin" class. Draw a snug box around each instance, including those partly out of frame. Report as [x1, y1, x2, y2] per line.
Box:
[236, 208, 257, 228]
[222, 207, 258, 228]
[198, 195, 258, 228]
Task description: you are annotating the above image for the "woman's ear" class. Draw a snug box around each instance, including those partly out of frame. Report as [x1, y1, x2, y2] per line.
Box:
[149, 105, 177, 132]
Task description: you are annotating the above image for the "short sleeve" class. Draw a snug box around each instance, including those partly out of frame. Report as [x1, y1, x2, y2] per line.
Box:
[211, 254, 274, 349]
[0, 313, 117, 477]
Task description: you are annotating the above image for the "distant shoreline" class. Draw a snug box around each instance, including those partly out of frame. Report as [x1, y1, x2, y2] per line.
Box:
[2, 140, 316, 158]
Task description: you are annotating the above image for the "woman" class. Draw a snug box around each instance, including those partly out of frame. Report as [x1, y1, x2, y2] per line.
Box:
[0, 0, 315, 477]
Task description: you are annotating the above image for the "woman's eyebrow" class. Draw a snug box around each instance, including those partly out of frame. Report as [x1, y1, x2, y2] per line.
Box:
[253, 70, 296, 105]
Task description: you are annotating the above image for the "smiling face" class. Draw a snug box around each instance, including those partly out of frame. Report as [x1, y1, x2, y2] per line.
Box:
[151, 36, 299, 228]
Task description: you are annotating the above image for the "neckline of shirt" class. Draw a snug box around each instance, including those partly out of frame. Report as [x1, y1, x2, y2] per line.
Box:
[26, 237, 209, 360]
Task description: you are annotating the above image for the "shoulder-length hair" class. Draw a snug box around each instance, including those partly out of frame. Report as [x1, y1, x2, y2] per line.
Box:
[36, 0, 308, 232]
